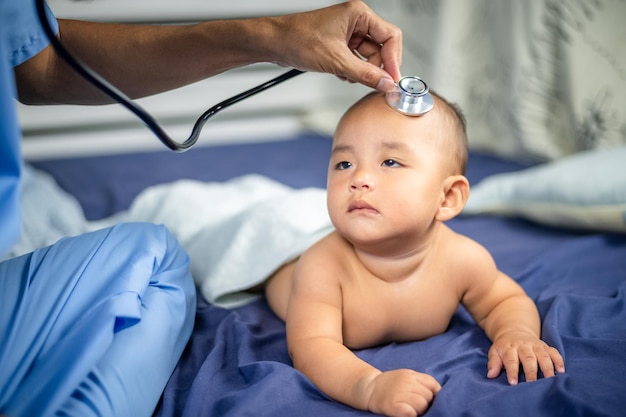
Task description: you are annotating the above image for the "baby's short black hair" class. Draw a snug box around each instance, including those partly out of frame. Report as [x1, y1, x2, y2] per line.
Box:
[345, 90, 469, 175]
[429, 90, 468, 175]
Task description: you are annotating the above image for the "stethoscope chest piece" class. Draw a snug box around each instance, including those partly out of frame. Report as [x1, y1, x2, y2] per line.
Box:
[385, 76, 434, 116]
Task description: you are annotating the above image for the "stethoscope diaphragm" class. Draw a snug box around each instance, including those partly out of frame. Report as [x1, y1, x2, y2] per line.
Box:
[385, 76, 434, 116]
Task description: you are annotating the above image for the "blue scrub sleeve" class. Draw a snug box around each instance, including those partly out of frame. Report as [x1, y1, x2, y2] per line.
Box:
[1, 0, 59, 255]
[0, 222, 196, 417]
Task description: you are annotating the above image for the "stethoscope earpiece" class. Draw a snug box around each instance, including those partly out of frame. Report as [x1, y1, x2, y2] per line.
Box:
[385, 76, 434, 116]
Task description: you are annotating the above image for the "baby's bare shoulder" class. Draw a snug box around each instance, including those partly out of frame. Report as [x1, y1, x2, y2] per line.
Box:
[443, 225, 494, 264]
[440, 226, 498, 287]
[296, 231, 354, 280]
[301, 231, 352, 261]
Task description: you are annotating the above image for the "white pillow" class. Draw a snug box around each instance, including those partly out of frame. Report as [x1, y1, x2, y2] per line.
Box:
[462, 146, 626, 233]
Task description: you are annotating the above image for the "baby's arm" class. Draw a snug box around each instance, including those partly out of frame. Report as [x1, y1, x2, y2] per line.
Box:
[460, 242, 565, 385]
[286, 249, 440, 417]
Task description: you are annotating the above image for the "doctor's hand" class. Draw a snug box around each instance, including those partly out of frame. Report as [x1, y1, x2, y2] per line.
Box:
[268, 0, 402, 92]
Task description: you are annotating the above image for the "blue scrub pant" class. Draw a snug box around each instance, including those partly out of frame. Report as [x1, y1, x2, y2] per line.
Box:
[0, 223, 196, 417]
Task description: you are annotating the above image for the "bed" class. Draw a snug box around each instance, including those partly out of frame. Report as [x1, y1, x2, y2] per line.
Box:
[27, 132, 626, 417]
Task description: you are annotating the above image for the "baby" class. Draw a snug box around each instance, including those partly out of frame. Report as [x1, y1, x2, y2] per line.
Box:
[264, 91, 565, 417]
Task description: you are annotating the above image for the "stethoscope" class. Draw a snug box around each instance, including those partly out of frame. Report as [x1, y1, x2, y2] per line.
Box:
[35, 0, 433, 152]
[385, 76, 434, 116]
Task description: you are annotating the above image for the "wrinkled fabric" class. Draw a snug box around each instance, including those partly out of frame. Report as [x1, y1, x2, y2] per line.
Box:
[156, 218, 626, 417]
[89, 174, 332, 308]
[0, 223, 195, 416]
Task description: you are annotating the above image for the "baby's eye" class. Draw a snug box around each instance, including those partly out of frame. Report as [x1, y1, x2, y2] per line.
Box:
[335, 161, 353, 170]
[382, 159, 400, 167]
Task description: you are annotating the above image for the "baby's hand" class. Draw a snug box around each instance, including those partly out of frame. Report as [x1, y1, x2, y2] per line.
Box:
[487, 331, 565, 385]
[367, 369, 441, 417]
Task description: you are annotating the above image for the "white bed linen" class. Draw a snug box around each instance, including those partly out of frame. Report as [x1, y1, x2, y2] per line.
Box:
[10, 167, 332, 308]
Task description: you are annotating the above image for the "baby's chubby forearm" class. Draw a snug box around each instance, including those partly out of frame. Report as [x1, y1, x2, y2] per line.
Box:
[479, 293, 541, 342]
[479, 294, 565, 384]
[289, 337, 440, 417]
[289, 337, 381, 410]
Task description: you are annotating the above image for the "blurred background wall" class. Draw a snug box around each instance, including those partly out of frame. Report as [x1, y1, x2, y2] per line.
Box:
[367, 0, 626, 162]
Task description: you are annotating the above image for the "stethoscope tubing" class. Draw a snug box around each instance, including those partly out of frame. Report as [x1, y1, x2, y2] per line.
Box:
[35, 0, 304, 152]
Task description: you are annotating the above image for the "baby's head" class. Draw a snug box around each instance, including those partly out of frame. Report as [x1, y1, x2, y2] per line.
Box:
[334, 90, 468, 176]
[327, 89, 470, 238]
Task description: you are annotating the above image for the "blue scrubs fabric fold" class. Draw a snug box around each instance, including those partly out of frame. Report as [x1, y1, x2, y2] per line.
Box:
[0, 222, 196, 417]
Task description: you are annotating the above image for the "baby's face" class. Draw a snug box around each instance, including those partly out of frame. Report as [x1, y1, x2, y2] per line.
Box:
[327, 94, 452, 248]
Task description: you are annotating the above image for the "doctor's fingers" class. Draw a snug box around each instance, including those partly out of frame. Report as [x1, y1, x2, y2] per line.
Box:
[324, 0, 401, 89]
[344, 10, 402, 89]
[333, 39, 390, 86]
[351, 38, 388, 69]
[276, 1, 402, 91]
[346, 11, 402, 81]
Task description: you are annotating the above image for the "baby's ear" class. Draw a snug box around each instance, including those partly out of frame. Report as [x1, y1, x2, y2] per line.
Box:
[436, 175, 470, 222]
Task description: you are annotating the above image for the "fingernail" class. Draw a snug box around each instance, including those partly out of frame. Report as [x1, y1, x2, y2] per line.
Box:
[376, 76, 395, 93]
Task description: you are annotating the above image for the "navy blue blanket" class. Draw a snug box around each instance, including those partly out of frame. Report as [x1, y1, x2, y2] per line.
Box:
[32, 133, 626, 417]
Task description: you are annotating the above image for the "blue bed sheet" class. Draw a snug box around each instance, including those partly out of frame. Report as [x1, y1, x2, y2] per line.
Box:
[31, 133, 626, 417]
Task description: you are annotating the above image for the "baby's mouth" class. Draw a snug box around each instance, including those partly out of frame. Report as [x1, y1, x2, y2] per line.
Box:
[348, 200, 378, 214]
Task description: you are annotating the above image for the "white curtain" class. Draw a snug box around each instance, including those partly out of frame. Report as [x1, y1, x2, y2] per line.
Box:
[369, 0, 626, 162]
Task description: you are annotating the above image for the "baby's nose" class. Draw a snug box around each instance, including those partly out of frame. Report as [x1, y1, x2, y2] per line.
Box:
[350, 171, 374, 190]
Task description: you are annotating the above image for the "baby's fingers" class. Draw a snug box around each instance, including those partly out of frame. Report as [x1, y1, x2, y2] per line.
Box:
[501, 348, 521, 385]
[519, 344, 539, 382]
[488, 345, 521, 385]
[521, 344, 566, 383]
[486, 348, 504, 379]
[536, 345, 566, 377]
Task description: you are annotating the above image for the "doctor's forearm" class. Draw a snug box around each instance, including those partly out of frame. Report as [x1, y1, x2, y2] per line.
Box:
[15, 1, 402, 105]
[16, 17, 285, 105]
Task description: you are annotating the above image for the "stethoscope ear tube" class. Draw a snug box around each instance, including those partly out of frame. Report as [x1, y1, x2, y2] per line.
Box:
[385, 76, 434, 116]
[35, 0, 304, 152]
